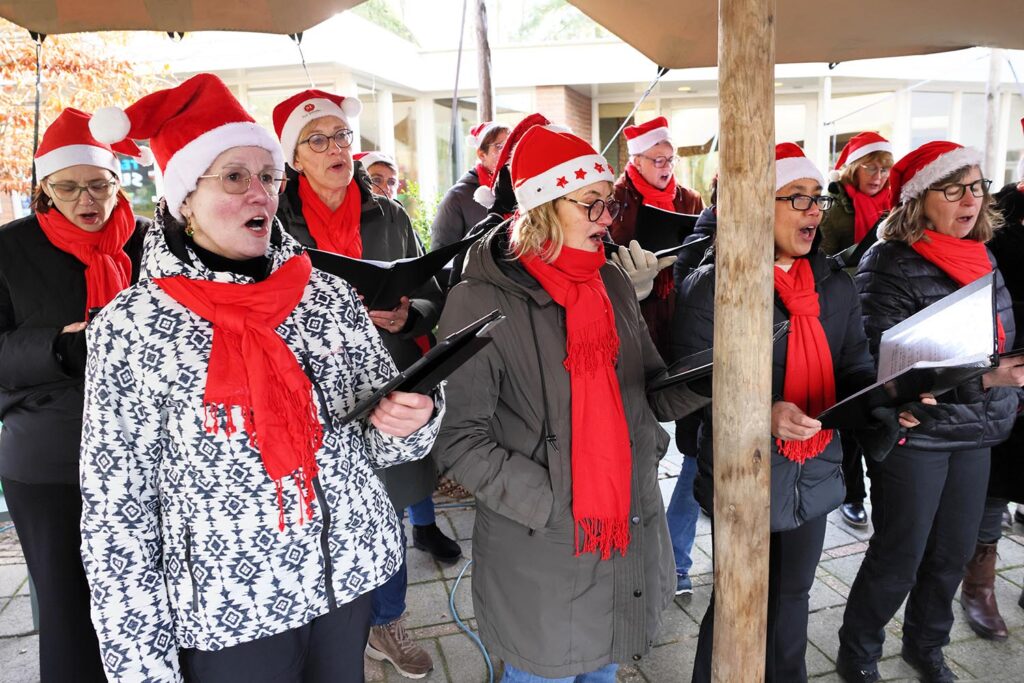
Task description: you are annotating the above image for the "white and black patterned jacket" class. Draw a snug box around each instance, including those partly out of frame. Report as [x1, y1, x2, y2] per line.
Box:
[80, 208, 443, 682]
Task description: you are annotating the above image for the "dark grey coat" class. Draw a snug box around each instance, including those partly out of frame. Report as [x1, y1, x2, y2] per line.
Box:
[430, 169, 488, 251]
[672, 250, 877, 532]
[277, 165, 443, 510]
[434, 227, 709, 677]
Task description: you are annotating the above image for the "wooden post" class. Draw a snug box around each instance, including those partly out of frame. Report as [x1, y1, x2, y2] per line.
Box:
[711, 1, 775, 681]
[475, 0, 495, 121]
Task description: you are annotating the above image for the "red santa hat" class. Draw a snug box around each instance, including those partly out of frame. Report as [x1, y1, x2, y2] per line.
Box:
[829, 132, 893, 182]
[473, 113, 562, 209]
[775, 142, 825, 191]
[272, 89, 363, 169]
[90, 73, 284, 221]
[889, 141, 983, 205]
[511, 125, 615, 212]
[466, 121, 504, 150]
[354, 151, 396, 171]
[35, 107, 148, 182]
[624, 116, 672, 156]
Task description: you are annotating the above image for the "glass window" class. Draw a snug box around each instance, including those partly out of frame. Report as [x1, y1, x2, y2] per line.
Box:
[244, 88, 295, 133]
[119, 145, 158, 218]
[826, 92, 896, 166]
[911, 91, 953, 149]
[1006, 94, 1024, 185]
[959, 93, 986, 152]
[357, 95, 381, 153]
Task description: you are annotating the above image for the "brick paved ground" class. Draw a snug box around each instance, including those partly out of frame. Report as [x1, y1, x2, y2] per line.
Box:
[2, 427, 1022, 682]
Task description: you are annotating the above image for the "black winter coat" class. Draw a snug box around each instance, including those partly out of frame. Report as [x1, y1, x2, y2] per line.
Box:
[672, 250, 876, 531]
[672, 205, 717, 290]
[855, 238, 1019, 451]
[430, 168, 489, 252]
[0, 212, 148, 484]
[277, 165, 444, 510]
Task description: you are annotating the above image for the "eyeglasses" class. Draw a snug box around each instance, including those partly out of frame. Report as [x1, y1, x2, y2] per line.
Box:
[859, 164, 892, 176]
[370, 175, 398, 189]
[927, 178, 992, 202]
[299, 129, 354, 153]
[775, 194, 834, 211]
[46, 179, 118, 202]
[196, 168, 287, 196]
[484, 142, 505, 153]
[638, 154, 677, 169]
[561, 196, 623, 222]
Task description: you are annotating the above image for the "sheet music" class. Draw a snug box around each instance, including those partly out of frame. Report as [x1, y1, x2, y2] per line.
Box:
[877, 274, 995, 381]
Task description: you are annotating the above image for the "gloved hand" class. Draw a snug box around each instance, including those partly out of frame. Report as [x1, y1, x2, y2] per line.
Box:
[610, 240, 677, 301]
[854, 403, 936, 463]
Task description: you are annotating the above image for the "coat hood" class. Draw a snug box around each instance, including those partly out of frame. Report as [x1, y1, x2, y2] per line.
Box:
[459, 222, 553, 306]
[141, 198, 304, 282]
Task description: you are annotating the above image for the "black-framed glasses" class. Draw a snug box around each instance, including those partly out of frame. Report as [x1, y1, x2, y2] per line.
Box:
[196, 168, 287, 196]
[561, 196, 623, 222]
[638, 153, 677, 169]
[299, 129, 354, 153]
[46, 179, 119, 202]
[775, 194, 834, 211]
[927, 178, 992, 202]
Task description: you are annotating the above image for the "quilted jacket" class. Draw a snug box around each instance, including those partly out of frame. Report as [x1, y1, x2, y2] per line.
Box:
[79, 206, 444, 681]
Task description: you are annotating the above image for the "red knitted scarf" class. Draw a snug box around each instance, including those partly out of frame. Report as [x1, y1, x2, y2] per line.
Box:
[774, 258, 836, 463]
[36, 198, 134, 317]
[298, 175, 362, 258]
[155, 254, 323, 531]
[911, 229, 1006, 352]
[626, 162, 678, 299]
[475, 163, 493, 192]
[521, 244, 632, 560]
[843, 183, 892, 243]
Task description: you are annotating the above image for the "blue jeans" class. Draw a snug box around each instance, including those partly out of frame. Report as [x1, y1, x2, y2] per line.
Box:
[666, 455, 699, 576]
[501, 662, 619, 682]
[371, 495, 436, 625]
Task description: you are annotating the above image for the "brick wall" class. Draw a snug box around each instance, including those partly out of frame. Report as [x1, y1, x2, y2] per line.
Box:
[534, 86, 592, 143]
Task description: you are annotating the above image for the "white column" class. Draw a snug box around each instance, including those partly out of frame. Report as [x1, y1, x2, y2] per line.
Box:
[335, 72, 360, 149]
[892, 88, 913, 158]
[815, 76, 832, 172]
[997, 87, 1013, 184]
[415, 97, 438, 201]
[376, 89, 395, 155]
[949, 90, 964, 144]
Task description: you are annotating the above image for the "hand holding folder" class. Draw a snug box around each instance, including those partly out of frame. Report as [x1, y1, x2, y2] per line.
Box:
[340, 310, 505, 425]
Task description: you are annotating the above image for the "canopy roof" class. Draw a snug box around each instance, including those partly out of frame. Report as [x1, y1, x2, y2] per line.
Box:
[0, 0, 364, 35]
[569, 0, 1024, 69]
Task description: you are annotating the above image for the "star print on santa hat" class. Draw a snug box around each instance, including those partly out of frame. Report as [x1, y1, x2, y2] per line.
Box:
[510, 125, 615, 211]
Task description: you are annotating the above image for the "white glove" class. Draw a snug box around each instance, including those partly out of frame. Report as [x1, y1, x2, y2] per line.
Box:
[610, 240, 677, 301]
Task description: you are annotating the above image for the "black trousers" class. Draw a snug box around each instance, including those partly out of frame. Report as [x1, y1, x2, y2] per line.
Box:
[1, 477, 106, 683]
[180, 591, 373, 683]
[978, 496, 1009, 544]
[838, 446, 989, 665]
[691, 513, 828, 683]
[840, 430, 867, 504]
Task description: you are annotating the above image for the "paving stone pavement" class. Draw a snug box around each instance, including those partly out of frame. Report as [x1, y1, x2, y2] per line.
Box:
[1, 426, 1022, 681]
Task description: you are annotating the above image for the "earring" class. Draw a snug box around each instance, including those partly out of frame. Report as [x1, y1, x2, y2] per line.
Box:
[184, 215, 195, 237]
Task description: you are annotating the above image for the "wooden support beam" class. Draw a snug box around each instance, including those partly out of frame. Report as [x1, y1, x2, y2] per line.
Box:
[711, 1, 775, 680]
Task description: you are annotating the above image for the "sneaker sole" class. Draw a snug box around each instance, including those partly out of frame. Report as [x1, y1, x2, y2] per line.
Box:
[675, 588, 693, 596]
[365, 643, 431, 679]
[841, 516, 869, 529]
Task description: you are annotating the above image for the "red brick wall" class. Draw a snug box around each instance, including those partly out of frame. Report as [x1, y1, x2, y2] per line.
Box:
[534, 86, 593, 143]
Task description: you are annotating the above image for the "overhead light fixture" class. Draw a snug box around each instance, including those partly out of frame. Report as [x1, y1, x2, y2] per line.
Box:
[677, 86, 693, 92]
[774, 81, 783, 88]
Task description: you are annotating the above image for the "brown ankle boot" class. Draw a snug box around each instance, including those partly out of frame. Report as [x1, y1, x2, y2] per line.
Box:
[960, 542, 1008, 641]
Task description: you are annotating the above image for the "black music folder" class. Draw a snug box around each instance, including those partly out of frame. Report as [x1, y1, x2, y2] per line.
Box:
[340, 309, 505, 425]
[818, 273, 1002, 429]
[635, 204, 699, 253]
[648, 321, 790, 392]
[603, 234, 711, 261]
[308, 231, 484, 310]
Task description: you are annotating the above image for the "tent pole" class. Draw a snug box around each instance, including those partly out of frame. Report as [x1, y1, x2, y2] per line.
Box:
[711, 1, 774, 681]
[30, 31, 44, 194]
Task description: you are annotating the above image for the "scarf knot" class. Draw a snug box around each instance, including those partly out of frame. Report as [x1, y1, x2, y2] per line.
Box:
[773, 259, 836, 464]
[521, 244, 632, 560]
[843, 183, 893, 243]
[155, 254, 323, 531]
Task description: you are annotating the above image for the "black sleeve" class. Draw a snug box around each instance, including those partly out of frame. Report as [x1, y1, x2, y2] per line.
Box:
[0, 272, 72, 391]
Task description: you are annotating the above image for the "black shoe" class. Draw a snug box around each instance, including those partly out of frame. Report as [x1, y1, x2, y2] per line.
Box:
[901, 644, 957, 683]
[835, 652, 880, 683]
[412, 523, 462, 564]
[840, 502, 869, 528]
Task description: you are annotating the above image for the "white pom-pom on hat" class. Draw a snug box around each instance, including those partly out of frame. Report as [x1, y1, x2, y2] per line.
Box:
[828, 169, 841, 183]
[89, 106, 131, 144]
[137, 146, 155, 167]
[341, 97, 362, 119]
[473, 183, 496, 209]
[465, 133, 479, 149]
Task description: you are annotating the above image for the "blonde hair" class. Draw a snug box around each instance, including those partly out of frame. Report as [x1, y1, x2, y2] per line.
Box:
[880, 165, 1002, 244]
[837, 150, 894, 186]
[510, 200, 565, 262]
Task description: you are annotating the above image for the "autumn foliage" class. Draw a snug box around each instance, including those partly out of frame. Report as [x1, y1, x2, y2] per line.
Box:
[0, 19, 163, 194]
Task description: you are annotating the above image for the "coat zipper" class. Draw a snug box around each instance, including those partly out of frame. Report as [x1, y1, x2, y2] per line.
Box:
[312, 476, 338, 610]
[184, 526, 199, 611]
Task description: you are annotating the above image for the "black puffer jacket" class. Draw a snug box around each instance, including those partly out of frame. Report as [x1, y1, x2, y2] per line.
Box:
[430, 168, 489, 251]
[672, 205, 717, 290]
[855, 238, 1019, 451]
[0, 211, 148, 484]
[672, 250, 876, 531]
